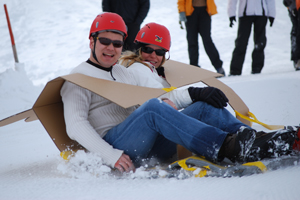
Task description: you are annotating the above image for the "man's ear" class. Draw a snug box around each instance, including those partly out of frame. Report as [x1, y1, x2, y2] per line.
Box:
[89, 37, 95, 50]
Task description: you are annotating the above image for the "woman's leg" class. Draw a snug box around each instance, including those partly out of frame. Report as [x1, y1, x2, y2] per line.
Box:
[181, 101, 250, 133]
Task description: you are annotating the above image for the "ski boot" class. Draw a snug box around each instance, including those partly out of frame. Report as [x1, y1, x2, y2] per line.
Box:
[247, 126, 299, 162]
[219, 126, 256, 163]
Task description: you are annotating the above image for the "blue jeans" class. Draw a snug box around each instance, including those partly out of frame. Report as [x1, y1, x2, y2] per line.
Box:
[104, 98, 249, 163]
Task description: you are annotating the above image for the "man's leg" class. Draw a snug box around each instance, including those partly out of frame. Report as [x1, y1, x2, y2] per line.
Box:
[229, 16, 253, 75]
[104, 98, 228, 163]
[186, 9, 200, 67]
[198, 7, 223, 71]
[251, 16, 267, 74]
[288, 10, 298, 63]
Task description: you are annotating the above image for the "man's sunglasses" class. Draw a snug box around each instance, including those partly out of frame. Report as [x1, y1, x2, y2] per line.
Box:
[141, 46, 166, 56]
[97, 37, 124, 48]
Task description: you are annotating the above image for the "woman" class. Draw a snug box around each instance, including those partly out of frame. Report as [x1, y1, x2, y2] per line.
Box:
[118, 22, 298, 166]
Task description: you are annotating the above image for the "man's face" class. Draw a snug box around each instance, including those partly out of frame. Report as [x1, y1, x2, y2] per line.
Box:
[90, 31, 123, 68]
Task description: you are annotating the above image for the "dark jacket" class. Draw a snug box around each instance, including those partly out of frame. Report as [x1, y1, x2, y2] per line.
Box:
[102, 0, 150, 25]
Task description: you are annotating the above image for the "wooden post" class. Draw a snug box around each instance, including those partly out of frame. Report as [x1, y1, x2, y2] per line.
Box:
[4, 4, 19, 63]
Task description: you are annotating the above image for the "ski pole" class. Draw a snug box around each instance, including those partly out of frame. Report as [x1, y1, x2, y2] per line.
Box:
[4, 4, 19, 63]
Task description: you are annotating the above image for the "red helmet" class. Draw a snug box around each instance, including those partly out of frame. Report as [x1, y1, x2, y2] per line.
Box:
[135, 22, 171, 51]
[89, 12, 127, 39]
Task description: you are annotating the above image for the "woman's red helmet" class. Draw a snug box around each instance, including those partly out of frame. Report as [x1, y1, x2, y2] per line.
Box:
[135, 22, 171, 51]
[89, 12, 127, 39]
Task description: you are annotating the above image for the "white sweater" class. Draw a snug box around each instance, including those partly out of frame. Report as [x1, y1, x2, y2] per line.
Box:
[228, 0, 276, 18]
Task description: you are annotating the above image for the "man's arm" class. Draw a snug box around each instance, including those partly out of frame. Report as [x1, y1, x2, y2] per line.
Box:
[61, 81, 123, 168]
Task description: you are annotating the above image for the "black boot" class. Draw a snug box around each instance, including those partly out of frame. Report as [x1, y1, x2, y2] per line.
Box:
[247, 127, 298, 162]
[219, 126, 256, 163]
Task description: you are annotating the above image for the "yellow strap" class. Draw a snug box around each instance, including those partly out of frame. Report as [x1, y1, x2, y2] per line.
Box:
[162, 86, 177, 92]
[235, 110, 284, 130]
[177, 159, 197, 171]
[195, 169, 207, 178]
[177, 158, 210, 178]
[242, 161, 267, 172]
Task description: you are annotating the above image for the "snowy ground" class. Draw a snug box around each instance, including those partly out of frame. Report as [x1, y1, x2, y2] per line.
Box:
[0, 0, 300, 199]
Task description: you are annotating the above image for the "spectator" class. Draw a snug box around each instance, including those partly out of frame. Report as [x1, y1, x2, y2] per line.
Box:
[228, 0, 276, 75]
[283, 0, 300, 70]
[102, 0, 150, 51]
[177, 0, 225, 76]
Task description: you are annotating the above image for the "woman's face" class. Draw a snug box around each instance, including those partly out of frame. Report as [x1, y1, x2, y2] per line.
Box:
[140, 44, 165, 68]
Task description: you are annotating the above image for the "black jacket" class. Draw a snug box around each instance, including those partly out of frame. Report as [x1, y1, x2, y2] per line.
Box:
[102, 0, 150, 25]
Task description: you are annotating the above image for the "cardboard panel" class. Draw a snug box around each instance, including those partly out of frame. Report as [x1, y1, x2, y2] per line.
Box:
[201, 78, 251, 126]
[34, 77, 65, 107]
[33, 102, 83, 151]
[163, 59, 223, 87]
[61, 73, 166, 108]
[0, 109, 37, 127]
[0, 59, 252, 157]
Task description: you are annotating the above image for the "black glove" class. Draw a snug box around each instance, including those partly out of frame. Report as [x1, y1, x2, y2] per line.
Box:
[283, 0, 292, 7]
[229, 16, 236, 28]
[188, 87, 229, 108]
[269, 17, 274, 27]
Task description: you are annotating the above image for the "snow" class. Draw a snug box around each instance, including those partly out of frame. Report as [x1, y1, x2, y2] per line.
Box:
[0, 0, 300, 199]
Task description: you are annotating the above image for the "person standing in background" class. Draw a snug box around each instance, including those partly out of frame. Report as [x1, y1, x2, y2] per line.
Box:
[283, 0, 300, 71]
[228, 0, 276, 75]
[177, 0, 225, 76]
[102, 0, 150, 51]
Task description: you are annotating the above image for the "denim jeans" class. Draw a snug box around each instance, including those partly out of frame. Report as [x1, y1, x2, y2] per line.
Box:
[104, 98, 249, 163]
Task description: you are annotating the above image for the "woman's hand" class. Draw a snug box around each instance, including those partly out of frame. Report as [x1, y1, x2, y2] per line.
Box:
[162, 98, 178, 110]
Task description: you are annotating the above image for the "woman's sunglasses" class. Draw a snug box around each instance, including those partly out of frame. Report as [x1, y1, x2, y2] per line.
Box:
[97, 37, 124, 48]
[141, 46, 166, 56]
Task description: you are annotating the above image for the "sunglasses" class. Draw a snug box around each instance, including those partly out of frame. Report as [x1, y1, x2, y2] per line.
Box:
[97, 37, 124, 48]
[141, 46, 166, 56]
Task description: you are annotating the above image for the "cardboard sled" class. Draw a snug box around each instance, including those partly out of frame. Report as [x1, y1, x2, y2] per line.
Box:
[0, 60, 251, 159]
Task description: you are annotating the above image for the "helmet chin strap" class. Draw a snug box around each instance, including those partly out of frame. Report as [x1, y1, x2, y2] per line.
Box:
[92, 37, 100, 64]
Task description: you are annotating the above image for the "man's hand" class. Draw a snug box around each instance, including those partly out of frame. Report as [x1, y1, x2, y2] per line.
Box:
[229, 16, 236, 27]
[269, 17, 274, 27]
[162, 98, 178, 110]
[179, 12, 187, 23]
[114, 153, 135, 173]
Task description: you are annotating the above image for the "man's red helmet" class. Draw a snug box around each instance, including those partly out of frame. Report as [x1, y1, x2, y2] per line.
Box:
[89, 12, 127, 39]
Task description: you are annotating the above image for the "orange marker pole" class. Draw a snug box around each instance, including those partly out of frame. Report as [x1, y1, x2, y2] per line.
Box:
[4, 4, 19, 63]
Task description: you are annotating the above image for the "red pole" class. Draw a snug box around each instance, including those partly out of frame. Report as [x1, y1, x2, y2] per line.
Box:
[4, 4, 19, 63]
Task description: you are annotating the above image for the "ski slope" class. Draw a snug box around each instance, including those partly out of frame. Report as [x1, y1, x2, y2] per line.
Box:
[0, 0, 300, 199]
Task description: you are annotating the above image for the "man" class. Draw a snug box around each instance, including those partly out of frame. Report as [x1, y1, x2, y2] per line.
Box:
[102, 0, 150, 51]
[61, 12, 297, 173]
[228, 0, 276, 75]
[177, 0, 225, 75]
